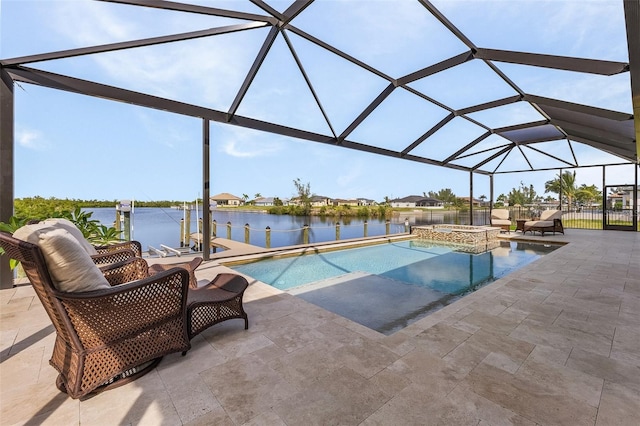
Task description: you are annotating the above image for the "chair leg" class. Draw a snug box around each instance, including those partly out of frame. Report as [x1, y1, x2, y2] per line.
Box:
[56, 374, 67, 393]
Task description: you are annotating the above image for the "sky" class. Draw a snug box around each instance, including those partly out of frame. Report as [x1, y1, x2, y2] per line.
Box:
[1, 0, 636, 204]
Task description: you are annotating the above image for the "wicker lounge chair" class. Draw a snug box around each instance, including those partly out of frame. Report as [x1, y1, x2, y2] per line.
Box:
[11, 219, 244, 312]
[0, 231, 191, 400]
[95, 255, 248, 340]
[39, 218, 244, 333]
[102, 253, 249, 339]
[490, 209, 511, 232]
[97, 249, 249, 339]
[523, 210, 564, 236]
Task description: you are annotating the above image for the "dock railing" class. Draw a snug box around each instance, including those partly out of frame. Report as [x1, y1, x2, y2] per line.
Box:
[184, 219, 408, 249]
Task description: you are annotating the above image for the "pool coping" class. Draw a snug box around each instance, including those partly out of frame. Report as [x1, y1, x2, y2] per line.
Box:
[214, 233, 416, 266]
[213, 232, 566, 268]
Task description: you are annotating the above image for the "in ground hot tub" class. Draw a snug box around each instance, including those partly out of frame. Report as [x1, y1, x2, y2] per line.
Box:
[411, 224, 501, 251]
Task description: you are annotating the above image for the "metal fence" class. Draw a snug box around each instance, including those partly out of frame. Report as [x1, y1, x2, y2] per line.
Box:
[412, 207, 623, 231]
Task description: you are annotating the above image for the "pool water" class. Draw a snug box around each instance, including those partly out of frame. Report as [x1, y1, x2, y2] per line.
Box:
[231, 240, 558, 334]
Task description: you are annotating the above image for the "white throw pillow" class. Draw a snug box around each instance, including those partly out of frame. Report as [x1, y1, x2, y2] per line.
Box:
[13, 224, 110, 293]
[42, 218, 98, 255]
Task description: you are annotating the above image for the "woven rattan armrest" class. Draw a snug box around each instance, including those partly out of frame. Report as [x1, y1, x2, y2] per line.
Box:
[55, 268, 190, 350]
[92, 248, 137, 265]
[100, 257, 150, 286]
[148, 257, 203, 289]
[95, 240, 143, 257]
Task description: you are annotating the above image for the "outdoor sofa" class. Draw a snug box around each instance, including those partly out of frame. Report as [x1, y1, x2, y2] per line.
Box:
[523, 210, 564, 236]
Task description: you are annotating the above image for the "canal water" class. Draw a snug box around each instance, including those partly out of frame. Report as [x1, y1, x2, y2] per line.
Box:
[86, 207, 490, 251]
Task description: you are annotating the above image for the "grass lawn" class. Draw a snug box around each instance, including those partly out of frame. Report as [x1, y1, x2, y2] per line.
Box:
[563, 218, 634, 229]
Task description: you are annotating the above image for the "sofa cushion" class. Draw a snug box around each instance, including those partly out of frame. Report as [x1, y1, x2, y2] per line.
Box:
[525, 220, 554, 228]
[13, 223, 110, 293]
[539, 210, 562, 221]
[42, 218, 98, 255]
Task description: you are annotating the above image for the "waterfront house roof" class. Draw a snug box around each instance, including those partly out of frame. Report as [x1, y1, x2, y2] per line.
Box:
[420, 197, 443, 204]
[392, 195, 428, 203]
[253, 196, 278, 205]
[211, 193, 242, 201]
[253, 196, 273, 202]
[310, 195, 330, 202]
[390, 195, 443, 207]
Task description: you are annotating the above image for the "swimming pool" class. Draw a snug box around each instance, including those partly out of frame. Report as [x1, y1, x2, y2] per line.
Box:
[231, 240, 558, 334]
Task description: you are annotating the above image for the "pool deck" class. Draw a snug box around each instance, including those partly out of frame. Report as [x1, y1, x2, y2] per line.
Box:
[1, 229, 639, 425]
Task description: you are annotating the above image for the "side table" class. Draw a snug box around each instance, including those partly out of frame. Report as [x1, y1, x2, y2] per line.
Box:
[516, 219, 527, 232]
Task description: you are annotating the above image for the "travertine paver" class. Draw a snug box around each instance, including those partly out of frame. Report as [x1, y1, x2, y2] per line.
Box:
[1, 229, 639, 425]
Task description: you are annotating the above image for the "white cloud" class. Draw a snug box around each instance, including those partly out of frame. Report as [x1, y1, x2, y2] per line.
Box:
[298, 0, 466, 76]
[16, 128, 46, 150]
[48, 0, 256, 108]
[51, 1, 133, 46]
[219, 129, 284, 158]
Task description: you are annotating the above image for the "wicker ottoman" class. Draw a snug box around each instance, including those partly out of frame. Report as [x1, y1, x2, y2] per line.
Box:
[186, 273, 249, 339]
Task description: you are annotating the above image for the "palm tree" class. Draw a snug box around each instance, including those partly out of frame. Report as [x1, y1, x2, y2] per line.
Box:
[242, 194, 249, 205]
[254, 193, 262, 199]
[575, 184, 601, 207]
[545, 171, 577, 208]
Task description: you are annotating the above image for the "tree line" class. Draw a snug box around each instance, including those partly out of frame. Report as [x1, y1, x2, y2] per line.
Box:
[10, 197, 184, 221]
[284, 172, 604, 218]
[495, 171, 601, 208]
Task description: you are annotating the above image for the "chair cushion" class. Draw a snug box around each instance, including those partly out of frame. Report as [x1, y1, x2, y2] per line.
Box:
[491, 219, 511, 226]
[41, 218, 98, 255]
[490, 209, 509, 220]
[13, 223, 110, 293]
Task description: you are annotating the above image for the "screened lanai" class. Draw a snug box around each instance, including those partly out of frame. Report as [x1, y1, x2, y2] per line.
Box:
[1, 0, 639, 287]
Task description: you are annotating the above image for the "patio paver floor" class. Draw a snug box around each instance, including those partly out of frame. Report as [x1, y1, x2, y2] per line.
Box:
[1, 230, 639, 425]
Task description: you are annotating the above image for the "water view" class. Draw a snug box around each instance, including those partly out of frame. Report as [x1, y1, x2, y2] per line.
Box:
[86, 207, 491, 251]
